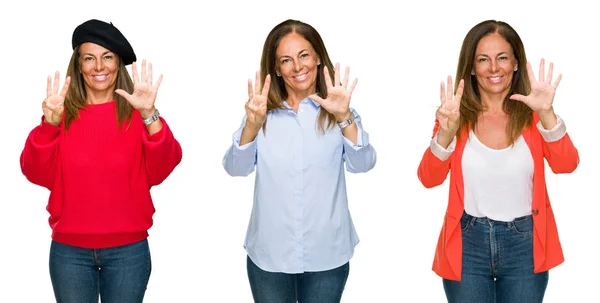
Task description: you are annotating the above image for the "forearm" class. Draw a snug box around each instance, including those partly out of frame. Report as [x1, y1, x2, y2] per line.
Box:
[538, 115, 579, 173]
[145, 119, 163, 135]
[223, 117, 258, 177]
[20, 120, 61, 189]
[340, 122, 358, 145]
[538, 108, 558, 130]
[435, 130, 456, 149]
[143, 118, 182, 185]
[417, 148, 451, 188]
[140, 108, 163, 135]
[342, 115, 376, 173]
[240, 124, 261, 146]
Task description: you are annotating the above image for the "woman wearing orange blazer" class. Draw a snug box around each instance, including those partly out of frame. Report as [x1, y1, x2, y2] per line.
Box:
[417, 20, 579, 303]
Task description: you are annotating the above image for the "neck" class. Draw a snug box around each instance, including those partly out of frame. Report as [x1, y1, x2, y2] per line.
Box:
[286, 92, 311, 109]
[480, 92, 508, 113]
[285, 83, 317, 109]
[86, 88, 115, 105]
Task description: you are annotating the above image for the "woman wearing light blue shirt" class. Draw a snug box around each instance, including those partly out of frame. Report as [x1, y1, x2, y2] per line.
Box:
[222, 19, 376, 303]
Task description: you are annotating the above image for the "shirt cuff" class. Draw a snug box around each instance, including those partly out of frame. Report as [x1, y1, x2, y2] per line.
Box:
[145, 118, 167, 142]
[233, 128, 257, 151]
[342, 124, 365, 151]
[430, 133, 455, 161]
[536, 115, 567, 142]
[36, 117, 61, 143]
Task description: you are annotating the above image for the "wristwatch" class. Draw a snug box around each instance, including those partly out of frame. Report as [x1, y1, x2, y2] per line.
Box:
[337, 112, 355, 129]
[143, 109, 160, 125]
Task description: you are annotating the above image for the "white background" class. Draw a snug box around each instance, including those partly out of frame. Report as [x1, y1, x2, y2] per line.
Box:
[1, 0, 597, 302]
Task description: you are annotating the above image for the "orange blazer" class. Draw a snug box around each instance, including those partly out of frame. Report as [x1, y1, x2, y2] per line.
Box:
[417, 113, 579, 281]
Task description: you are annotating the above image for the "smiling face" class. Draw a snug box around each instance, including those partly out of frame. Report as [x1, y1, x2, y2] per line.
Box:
[275, 32, 320, 99]
[78, 42, 119, 96]
[473, 32, 519, 99]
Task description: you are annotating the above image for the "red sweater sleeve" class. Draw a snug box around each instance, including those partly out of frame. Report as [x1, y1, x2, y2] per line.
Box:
[417, 120, 451, 188]
[20, 118, 61, 190]
[543, 133, 579, 174]
[143, 117, 182, 186]
[532, 113, 579, 174]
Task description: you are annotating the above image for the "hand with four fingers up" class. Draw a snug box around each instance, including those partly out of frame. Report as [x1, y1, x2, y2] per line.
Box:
[42, 71, 71, 126]
[435, 76, 464, 148]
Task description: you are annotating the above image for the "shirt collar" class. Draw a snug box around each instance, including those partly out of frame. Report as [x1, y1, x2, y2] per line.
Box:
[282, 96, 321, 109]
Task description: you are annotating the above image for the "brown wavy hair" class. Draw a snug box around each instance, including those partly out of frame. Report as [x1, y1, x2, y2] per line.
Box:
[63, 45, 134, 130]
[455, 20, 532, 145]
[260, 19, 336, 133]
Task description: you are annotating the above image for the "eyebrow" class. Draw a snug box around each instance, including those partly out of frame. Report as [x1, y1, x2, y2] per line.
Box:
[82, 51, 113, 57]
[476, 52, 509, 57]
[278, 49, 309, 59]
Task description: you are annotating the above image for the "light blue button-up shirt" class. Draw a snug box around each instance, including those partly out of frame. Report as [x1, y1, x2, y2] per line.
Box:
[223, 97, 376, 273]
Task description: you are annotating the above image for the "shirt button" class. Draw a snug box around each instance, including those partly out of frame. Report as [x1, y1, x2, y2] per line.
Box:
[532, 209, 539, 215]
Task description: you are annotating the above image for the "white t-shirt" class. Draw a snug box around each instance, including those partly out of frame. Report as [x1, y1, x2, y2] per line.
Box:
[462, 130, 533, 221]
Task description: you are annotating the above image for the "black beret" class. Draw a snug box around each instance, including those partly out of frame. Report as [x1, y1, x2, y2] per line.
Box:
[72, 19, 136, 65]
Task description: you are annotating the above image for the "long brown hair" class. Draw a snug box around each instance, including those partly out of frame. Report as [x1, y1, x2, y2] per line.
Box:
[63, 45, 134, 129]
[456, 20, 532, 145]
[260, 19, 336, 133]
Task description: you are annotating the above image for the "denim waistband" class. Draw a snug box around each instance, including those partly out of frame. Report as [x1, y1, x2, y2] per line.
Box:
[461, 211, 532, 226]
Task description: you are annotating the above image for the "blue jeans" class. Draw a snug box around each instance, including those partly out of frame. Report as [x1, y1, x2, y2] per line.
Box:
[443, 212, 549, 303]
[49, 239, 151, 303]
[247, 256, 349, 303]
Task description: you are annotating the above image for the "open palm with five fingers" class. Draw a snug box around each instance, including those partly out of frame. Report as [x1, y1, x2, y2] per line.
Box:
[245, 72, 271, 129]
[510, 58, 561, 115]
[115, 59, 163, 118]
[311, 62, 357, 122]
[437, 76, 464, 136]
[42, 71, 71, 126]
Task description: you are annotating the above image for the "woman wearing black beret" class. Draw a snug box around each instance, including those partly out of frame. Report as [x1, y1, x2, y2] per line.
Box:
[20, 19, 182, 302]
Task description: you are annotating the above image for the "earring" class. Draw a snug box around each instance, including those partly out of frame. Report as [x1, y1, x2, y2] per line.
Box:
[317, 61, 320, 66]
[471, 70, 475, 76]
[514, 66, 518, 72]
[276, 72, 281, 77]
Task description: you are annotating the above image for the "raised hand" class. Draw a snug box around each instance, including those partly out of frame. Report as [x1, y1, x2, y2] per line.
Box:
[510, 58, 561, 115]
[310, 62, 357, 122]
[115, 59, 163, 118]
[42, 71, 71, 126]
[436, 76, 464, 136]
[245, 72, 270, 129]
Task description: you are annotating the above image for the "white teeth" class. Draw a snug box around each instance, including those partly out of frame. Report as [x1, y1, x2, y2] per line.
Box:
[489, 76, 501, 83]
[294, 73, 308, 81]
[94, 75, 107, 81]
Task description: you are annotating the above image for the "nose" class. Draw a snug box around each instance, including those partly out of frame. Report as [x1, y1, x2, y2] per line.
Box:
[293, 60, 301, 72]
[490, 59, 499, 73]
[95, 58, 104, 71]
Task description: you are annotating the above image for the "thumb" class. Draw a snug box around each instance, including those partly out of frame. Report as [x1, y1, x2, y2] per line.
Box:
[115, 89, 132, 103]
[310, 94, 325, 105]
[509, 94, 528, 104]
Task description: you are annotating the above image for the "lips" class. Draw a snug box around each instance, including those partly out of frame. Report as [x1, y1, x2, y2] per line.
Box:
[93, 74, 108, 81]
[488, 76, 503, 84]
[293, 72, 309, 81]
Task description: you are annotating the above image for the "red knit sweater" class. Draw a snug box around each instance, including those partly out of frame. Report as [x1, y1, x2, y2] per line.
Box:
[20, 101, 182, 248]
